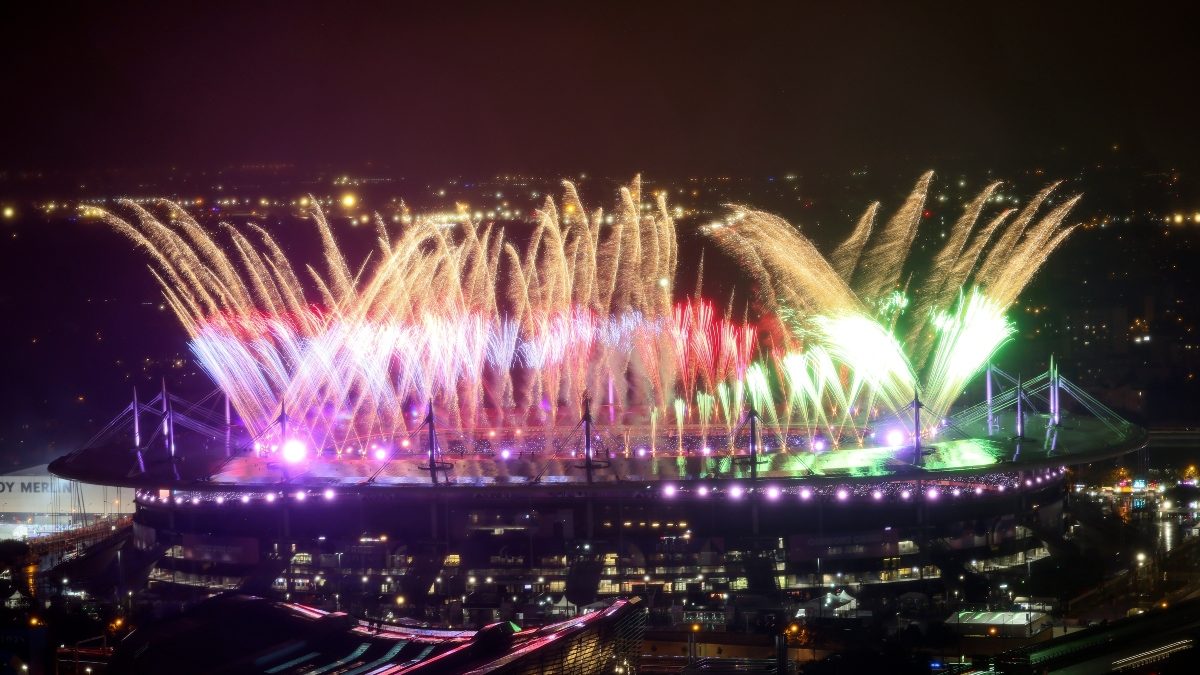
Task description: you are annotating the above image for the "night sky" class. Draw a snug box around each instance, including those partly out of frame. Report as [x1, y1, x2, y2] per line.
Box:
[2, 1, 1196, 175]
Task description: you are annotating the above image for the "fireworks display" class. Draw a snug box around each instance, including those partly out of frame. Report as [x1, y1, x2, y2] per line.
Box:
[710, 173, 1077, 440]
[101, 175, 1078, 459]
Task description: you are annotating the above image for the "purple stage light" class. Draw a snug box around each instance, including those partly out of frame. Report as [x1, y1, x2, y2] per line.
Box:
[901, 490, 911, 500]
[729, 485, 744, 499]
[500, 448, 511, 460]
[885, 429, 904, 446]
[324, 488, 335, 500]
[265, 493, 276, 503]
[281, 439, 307, 464]
[241, 495, 251, 504]
[766, 486, 780, 500]
[663, 484, 677, 498]
[800, 488, 812, 500]
[836, 489, 849, 501]
[374, 448, 388, 461]
[872, 490, 883, 500]
[813, 438, 826, 452]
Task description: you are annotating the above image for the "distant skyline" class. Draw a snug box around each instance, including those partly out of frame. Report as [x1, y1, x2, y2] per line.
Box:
[2, 2, 1196, 175]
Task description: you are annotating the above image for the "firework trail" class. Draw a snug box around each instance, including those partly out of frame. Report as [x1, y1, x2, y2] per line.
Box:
[103, 173, 1076, 457]
[103, 178, 695, 451]
[708, 174, 1079, 437]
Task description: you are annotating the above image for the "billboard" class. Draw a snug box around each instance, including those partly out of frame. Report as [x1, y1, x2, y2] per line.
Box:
[0, 469, 133, 516]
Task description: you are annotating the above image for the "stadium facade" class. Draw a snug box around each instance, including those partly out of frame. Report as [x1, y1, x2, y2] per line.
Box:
[49, 368, 1145, 631]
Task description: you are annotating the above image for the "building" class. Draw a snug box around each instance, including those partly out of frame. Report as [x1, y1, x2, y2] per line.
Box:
[0, 464, 133, 539]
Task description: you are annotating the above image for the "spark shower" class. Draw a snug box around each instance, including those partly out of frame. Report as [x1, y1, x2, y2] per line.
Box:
[101, 174, 1078, 457]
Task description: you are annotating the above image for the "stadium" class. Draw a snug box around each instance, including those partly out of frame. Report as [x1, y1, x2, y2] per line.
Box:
[45, 176, 1149, 669]
[49, 363, 1145, 616]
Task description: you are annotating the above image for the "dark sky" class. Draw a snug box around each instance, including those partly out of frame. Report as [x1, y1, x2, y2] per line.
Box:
[2, 1, 1196, 175]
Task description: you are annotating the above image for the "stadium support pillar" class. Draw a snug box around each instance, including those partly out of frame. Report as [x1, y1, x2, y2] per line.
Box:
[748, 406, 759, 483]
[986, 363, 994, 435]
[225, 394, 232, 457]
[161, 379, 174, 458]
[912, 390, 924, 468]
[132, 387, 141, 448]
[583, 392, 594, 486]
[748, 406, 761, 535]
[133, 387, 145, 474]
[1050, 356, 1061, 427]
[744, 408, 763, 533]
[426, 401, 438, 486]
[279, 399, 288, 443]
[582, 392, 595, 540]
[1016, 374, 1025, 439]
